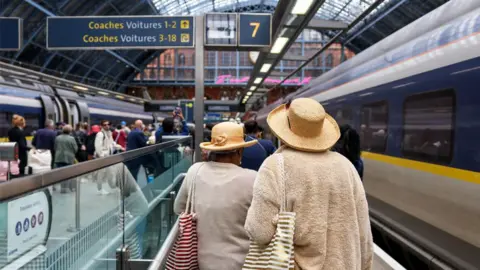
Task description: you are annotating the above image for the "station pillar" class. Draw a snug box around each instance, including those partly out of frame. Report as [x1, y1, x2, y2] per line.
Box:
[194, 16, 205, 162]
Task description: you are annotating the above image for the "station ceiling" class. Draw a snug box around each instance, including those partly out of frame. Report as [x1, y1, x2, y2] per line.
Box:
[0, 0, 448, 93]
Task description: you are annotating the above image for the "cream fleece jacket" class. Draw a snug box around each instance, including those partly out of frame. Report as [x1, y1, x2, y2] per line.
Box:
[245, 147, 373, 270]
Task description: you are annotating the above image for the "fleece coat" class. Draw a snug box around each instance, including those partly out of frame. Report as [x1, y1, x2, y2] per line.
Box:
[174, 162, 257, 270]
[245, 146, 373, 270]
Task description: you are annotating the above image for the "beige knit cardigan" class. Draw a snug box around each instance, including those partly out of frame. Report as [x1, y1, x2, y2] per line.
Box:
[245, 146, 373, 270]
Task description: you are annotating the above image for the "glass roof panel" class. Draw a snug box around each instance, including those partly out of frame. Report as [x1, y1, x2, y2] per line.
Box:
[153, 0, 395, 23]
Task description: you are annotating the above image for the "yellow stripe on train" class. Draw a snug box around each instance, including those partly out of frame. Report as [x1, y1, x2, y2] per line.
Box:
[0, 136, 34, 142]
[363, 152, 480, 185]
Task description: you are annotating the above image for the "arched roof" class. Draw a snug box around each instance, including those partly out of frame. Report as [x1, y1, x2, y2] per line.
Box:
[0, 0, 448, 92]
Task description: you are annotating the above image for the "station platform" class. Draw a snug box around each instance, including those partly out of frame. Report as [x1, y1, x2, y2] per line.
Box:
[0, 136, 406, 270]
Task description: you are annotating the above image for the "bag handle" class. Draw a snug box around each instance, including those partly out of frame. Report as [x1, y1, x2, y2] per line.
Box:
[185, 163, 205, 214]
[276, 154, 287, 212]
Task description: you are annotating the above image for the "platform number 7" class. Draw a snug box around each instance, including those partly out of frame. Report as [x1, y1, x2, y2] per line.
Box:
[250, 22, 260, 37]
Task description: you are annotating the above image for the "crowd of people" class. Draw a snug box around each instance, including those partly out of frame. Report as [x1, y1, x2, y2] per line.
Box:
[173, 97, 371, 270]
[2, 97, 372, 269]
[0, 110, 193, 183]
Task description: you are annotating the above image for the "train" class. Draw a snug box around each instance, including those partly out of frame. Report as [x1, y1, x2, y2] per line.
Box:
[256, 0, 480, 259]
[0, 63, 164, 142]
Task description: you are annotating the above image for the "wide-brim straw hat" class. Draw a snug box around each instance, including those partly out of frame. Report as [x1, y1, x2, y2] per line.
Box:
[267, 98, 340, 152]
[200, 122, 257, 151]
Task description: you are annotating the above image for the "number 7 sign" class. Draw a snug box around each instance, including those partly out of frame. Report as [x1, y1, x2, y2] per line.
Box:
[239, 14, 272, 47]
[250, 22, 260, 37]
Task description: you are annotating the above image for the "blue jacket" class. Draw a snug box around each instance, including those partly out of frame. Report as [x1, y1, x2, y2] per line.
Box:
[155, 119, 189, 144]
[353, 158, 364, 180]
[241, 135, 276, 171]
[32, 128, 57, 151]
[126, 129, 147, 151]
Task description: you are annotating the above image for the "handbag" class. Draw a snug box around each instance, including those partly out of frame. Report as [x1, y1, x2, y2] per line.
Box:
[165, 165, 203, 270]
[243, 154, 296, 270]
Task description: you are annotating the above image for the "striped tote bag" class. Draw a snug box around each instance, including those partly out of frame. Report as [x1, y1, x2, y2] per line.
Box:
[166, 166, 202, 270]
[243, 154, 296, 270]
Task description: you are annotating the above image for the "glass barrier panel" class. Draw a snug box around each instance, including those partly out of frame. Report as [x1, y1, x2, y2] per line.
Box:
[0, 137, 192, 270]
[121, 143, 190, 261]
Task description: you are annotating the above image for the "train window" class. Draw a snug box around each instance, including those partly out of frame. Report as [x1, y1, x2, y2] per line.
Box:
[0, 113, 39, 138]
[360, 101, 388, 153]
[334, 108, 353, 126]
[22, 114, 40, 137]
[402, 89, 455, 164]
[0, 112, 10, 138]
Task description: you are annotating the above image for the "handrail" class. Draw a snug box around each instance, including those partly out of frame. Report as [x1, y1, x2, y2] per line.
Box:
[81, 173, 186, 270]
[148, 219, 179, 270]
[0, 136, 191, 201]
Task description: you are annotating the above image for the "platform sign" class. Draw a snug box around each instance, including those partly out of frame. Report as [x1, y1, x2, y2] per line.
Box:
[205, 13, 238, 47]
[205, 101, 241, 112]
[238, 14, 271, 47]
[0, 18, 22, 51]
[47, 16, 194, 50]
[6, 191, 50, 263]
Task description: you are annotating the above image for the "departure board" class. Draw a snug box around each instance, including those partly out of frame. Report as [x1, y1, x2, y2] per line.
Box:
[205, 13, 237, 47]
[47, 16, 194, 50]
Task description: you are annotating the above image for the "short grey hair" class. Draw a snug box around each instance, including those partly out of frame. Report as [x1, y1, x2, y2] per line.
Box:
[62, 124, 73, 134]
[208, 149, 241, 161]
[45, 119, 54, 127]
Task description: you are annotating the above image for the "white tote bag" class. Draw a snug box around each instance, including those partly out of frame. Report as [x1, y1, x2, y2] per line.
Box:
[28, 149, 52, 174]
[243, 154, 296, 270]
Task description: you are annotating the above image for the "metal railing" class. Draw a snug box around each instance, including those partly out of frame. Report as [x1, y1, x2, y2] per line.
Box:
[0, 136, 192, 202]
[148, 220, 179, 270]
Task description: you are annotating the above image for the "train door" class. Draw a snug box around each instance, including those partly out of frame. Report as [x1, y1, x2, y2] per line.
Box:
[57, 97, 71, 125]
[69, 103, 79, 127]
[74, 101, 90, 126]
[53, 101, 60, 123]
[39, 95, 55, 128]
[53, 97, 64, 124]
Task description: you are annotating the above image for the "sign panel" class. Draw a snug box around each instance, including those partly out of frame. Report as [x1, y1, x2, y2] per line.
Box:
[47, 16, 194, 50]
[7, 191, 50, 263]
[144, 102, 177, 112]
[205, 13, 237, 47]
[238, 14, 271, 47]
[204, 101, 240, 112]
[0, 18, 22, 51]
[180, 101, 194, 123]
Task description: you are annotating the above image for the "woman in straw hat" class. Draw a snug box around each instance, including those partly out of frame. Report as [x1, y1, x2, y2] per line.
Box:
[245, 98, 373, 270]
[174, 121, 258, 269]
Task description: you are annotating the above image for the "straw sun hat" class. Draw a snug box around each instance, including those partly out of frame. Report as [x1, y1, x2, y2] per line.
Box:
[200, 122, 257, 151]
[267, 98, 340, 152]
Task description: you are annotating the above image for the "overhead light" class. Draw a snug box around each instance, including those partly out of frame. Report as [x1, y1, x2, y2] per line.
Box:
[246, 92, 252, 96]
[115, 95, 124, 99]
[130, 98, 136, 102]
[139, 101, 144, 103]
[270, 37, 289, 54]
[254, 77, 262, 84]
[260, 64, 272, 73]
[73, 85, 88, 91]
[291, 0, 315, 15]
[97, 91, 109, 96]
[250, 86, 256, 91]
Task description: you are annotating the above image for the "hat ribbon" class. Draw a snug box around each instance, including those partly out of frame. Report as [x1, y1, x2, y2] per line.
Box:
[212, 133, 228, 146]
